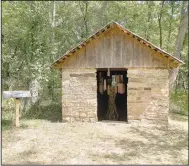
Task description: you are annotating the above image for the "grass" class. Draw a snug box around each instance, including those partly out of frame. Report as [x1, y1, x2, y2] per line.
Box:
[170, 90, 188, 116]
[2, 119, 13, 131]
[169, 113, 188, 122]
[2, 98, 62, 131]
[2, 90, 188, 131]
[104, 151, 138, 162]
[2, 98, 15, 131]
[2, 120, 188, 164]
[22, 101, 62, 122]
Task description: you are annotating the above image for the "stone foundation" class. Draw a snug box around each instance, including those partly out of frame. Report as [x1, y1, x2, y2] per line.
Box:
[62, 68, 97, 122]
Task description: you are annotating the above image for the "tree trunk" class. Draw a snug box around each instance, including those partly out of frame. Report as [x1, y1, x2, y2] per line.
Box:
[51, 1, 56, 101]
[169, 2, 188, 90]
[101, 1, 108, 25]
[166, 1, 174, 51]
[51, 1, 56, 61]
[79, 1, 89, 37]
[145, 1, 154, 41]
[84, 1, 88, 36]
[158, 1, 165, 48]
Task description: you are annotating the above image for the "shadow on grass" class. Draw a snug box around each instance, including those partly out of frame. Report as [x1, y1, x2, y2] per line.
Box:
[169, 113, 188, 122]
[104, 150, 140, 164]
[112, 126, 188, 163]
[99, 125, 188, 164]
[2, 119, 31, 131]
[2, 119, 13, 131]
[22, 102, 62, 122]
[3, 145, 40, 165]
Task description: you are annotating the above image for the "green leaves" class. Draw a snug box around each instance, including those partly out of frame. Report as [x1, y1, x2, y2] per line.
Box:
[2, 1, 188, 94]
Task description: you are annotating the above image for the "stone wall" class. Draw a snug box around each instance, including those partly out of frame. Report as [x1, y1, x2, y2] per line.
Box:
[127, 69, 169, 123]
[62, 68, 97, 122]
[61, 68, 169, 123]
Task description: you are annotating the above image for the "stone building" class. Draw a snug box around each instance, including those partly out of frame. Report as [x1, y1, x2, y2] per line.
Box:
[51, 21, 184, 123]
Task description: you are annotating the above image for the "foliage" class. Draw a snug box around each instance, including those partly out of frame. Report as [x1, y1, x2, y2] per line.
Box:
[22, 101, 62, 122]
[2, 98, 15, 130]
[170, 90, 188, 116]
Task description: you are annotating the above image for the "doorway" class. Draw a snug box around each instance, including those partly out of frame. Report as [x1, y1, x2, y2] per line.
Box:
[97, 68, 128, 122]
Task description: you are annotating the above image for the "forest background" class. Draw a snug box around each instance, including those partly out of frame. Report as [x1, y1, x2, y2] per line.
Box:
[2, 1, 188, 129]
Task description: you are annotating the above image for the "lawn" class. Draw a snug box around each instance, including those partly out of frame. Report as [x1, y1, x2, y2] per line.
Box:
[2, 117, 188, 165]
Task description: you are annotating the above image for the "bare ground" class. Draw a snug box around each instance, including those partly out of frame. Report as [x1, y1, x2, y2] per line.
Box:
[2, 118, 188, 165]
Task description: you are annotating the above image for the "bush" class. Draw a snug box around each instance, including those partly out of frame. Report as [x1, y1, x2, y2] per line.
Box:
[2, 98, 15, 131]
[2, 96, 62, 131]
[170, 90, 188, 116]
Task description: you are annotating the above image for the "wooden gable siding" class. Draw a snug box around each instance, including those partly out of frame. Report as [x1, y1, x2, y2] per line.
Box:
[60, 27, 171, 69]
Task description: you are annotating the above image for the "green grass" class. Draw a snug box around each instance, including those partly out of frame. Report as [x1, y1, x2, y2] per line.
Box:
[2, 98, 15, 131]
[2, 97, 62, 131]
[2, 89, 188, 131]
[22, 101, 62, 122]
[2, 119, 13, 131]
[170, 90, 188, 116]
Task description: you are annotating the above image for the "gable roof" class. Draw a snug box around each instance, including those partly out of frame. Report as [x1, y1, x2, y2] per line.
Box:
[51, 21, 184, 68]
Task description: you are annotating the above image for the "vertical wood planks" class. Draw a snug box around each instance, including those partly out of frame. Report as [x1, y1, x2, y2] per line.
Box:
[122, 35, 133, 67]
[64, 26, 172, 69]
[133, 40, 141, 67]
[100, 37, 105, 67]
[75, 48, 86, 68]
[103, 35, 112, 68]
[86, 41, 96, 68]
[142, 46, 153, 67]
[110, 30, 114, 67]
[114, 30, 122, 67]
[66, 54, 76, 69]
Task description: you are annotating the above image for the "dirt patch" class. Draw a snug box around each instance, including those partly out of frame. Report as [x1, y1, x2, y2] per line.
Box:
[2, 119, 188, 165]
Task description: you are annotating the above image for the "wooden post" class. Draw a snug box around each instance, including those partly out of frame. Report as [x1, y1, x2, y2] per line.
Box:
[15, 98, 20, 127]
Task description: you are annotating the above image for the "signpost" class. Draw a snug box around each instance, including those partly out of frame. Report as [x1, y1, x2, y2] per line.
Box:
[3, 91, 31, 127]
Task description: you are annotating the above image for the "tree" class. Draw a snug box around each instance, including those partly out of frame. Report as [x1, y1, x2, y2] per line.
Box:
[2, 1, 188, 111]
[158, 1, 165, 48]
[169, 1, 188, 90]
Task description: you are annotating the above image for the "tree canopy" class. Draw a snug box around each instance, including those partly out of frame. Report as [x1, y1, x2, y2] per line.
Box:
[2, 1, 188, 103]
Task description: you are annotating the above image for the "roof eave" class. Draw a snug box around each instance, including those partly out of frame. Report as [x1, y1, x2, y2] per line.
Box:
[51, 21, 185, 68]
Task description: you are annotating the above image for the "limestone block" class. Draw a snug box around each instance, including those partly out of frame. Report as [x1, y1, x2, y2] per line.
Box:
[89, 118, 97, 122]
[128, 90, 138, 96]
[128, 87, 143, 90]
[82, 118, 90, 122]
[62, 94, 96, 101]
[80, 112, 87, 118]
[87, 112, 97, 118]
[62, 72, 71, 80]
[70, 117, 76, 122]
[75, 117, 81, 121]
[62, 106, 71, 115]
[137, 90, 151, 97]
[68, 109, 80, 117]
[62, 80, 70, 87]
[127, 77, 144, 83]
[64, 117, 71, 122]
[127, 96, 138, 101]
[128, 82, 150, 88]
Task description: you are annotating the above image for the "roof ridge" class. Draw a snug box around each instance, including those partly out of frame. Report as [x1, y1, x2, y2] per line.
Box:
[51, 21, 184, 68]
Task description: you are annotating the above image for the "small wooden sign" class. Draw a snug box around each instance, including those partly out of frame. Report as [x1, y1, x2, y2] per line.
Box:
[3, 91, 31, 99]
[3, 91, 31, 127]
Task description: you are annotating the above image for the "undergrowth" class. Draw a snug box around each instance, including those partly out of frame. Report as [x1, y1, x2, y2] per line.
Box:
[170, 89, 188, 116]
[2, 98, 61, 131]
